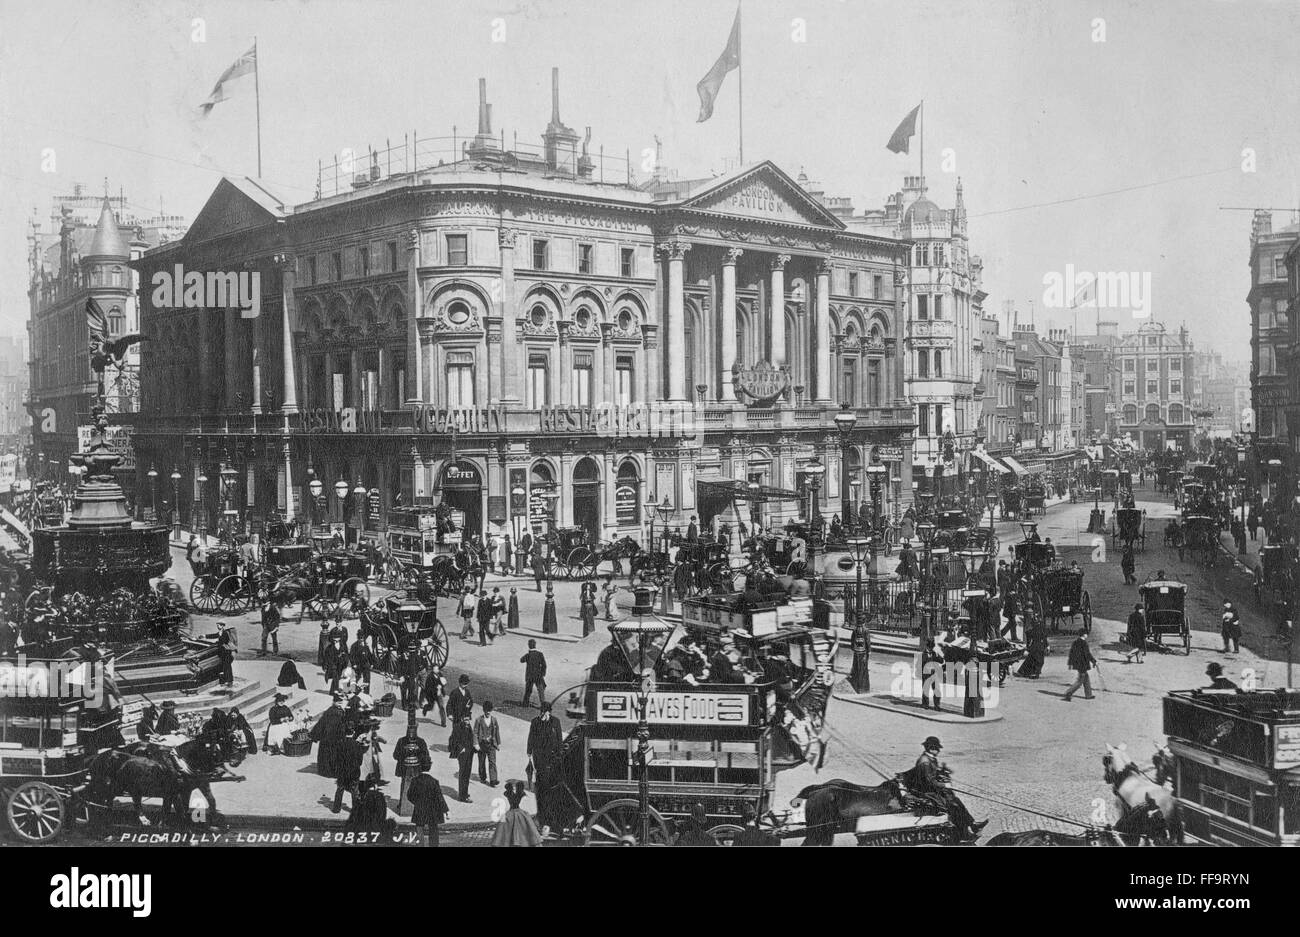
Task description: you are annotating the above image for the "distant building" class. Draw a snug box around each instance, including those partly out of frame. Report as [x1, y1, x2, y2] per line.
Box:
[0, 333, 30, 456]
[1114, 321, 1195, 450]
[1248, 210, 1297, 449]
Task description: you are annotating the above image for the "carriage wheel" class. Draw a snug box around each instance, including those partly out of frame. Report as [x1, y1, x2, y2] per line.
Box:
[569, 549, 597, 581]
[334, 578, 371, 618]
[584, 799, 671, 846]
[1183, 619, 1192, 655]
[189, 576, 222, 613]
[373, 623, 399, 673]
[423, 621, 450, 669]
[707, 823, 747, 845]
[6, 781, 65, 843]
[1081, 592, 1092, 633]
[549, 557, 571, 581]
[217, 574, 256, 613]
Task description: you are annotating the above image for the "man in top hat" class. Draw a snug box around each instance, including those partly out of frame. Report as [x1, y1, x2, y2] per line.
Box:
[154, 699, 181, 736]
[215, 621, 237, 687]
[309, 693, 350, 779]
[904, 736, 986, 842]
[1221, 602, 1242, 654]
[258, 599, 281, 657]
[686, 515, 699, 542]
[1205, 662, 1240, 691]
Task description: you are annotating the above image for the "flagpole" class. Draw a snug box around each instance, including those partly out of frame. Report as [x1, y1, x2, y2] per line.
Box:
[919, 99, 924, 194]
[737, 4, 744, 167]
[254, 36, 262, 177]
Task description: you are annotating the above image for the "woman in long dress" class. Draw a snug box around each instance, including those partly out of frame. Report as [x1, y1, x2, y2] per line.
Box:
[1017, 621, 1046, 678]
[492, 779, 542, 846]
[264, 692, 297, 753]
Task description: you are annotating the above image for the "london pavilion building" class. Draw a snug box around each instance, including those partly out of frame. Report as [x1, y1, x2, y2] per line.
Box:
[130, 74, 915, 544]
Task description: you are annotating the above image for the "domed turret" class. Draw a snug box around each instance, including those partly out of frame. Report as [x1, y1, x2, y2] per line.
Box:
[85, 198, 128, 261]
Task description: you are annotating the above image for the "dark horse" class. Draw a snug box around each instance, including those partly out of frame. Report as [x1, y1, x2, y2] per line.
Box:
[790, 779, 907, 846]
[84, 734, 241, 828]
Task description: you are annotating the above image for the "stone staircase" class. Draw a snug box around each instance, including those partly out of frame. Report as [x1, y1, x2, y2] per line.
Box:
[122, 678, 311, 736]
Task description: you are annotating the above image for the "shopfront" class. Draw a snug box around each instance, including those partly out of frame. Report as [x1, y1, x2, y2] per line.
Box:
[438, 460, 483, 539]
[572, 457, 602, 541]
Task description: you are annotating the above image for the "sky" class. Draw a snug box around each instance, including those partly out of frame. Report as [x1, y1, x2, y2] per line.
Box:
[3, 0, 1299, 361]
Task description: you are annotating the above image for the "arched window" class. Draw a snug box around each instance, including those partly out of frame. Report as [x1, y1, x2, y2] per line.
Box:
[1168, 403, 1185, 424]
[1145, 404, 1161, 423]
[446, 350, 475, 406]
[917, 349, 929, 378]
[107, 307, 124, 336]
[1122, 404, 1137, 423]
[615, 461, 641, 526]
[933, 350, 943, 378]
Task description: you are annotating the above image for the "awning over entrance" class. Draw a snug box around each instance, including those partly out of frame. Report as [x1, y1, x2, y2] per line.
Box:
[1001, 456, 1032, 477]
[696, 478, 803, 503]
[971, 449, 1010, 474]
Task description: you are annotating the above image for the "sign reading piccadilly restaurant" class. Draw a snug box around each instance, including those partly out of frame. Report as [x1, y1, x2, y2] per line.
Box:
[595, 691, 750, 725]
[733, 362, 790, 405]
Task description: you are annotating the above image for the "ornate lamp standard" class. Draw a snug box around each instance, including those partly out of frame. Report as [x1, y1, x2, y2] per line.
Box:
[146, 464, 158, 521]
[332, 478, 349, 543]
[196, 470, 210, 544]
[219, 462, 239, 545]
[608, 583, 677, 845]
[847, 535, 873, 692]
[170, 467, 181, 540]
[834, 404, 858, 532]
[803, 456, 825, 541]
[866, 460, 888, 542]
[916, 519, 938, 647]
[985, 491, 998, 541]
[646, 496, 671, 554]
[353, 478, 368, 544]
[958, 548, 990, 718]
[1237, 446, 1248, 554]
[308, 474, 324, 531]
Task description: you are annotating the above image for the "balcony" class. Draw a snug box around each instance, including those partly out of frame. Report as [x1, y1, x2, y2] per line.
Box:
[910, 320, 954, 340]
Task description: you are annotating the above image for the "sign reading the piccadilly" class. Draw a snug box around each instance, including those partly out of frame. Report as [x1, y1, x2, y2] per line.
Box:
[412, 405, 507, 434]
[518, 207, 639, 232]
[733, 362, 790, 405]
[595, 691, 750, 725]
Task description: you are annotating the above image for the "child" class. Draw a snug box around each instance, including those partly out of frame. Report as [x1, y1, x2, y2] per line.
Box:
[460, 587, 477, 640]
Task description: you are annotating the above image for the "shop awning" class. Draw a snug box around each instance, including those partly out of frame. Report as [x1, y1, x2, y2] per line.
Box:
[971, 449, 1010, 474]
[1001, 456, 1031, 477]
[696, 478, 803, 503]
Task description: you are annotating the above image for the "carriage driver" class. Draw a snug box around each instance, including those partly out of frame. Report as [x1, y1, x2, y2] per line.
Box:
[903, 737, 987, 842]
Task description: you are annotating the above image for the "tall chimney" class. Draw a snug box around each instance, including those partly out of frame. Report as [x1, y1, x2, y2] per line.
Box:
[468, 78, 499, 159]
[542, 66, 579, 172]
[551, 66, 561, 124]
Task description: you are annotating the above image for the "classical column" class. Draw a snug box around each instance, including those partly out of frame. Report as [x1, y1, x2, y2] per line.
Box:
[498, 228, 520, 403]
[815, 259, 832, 404]
[197, 310, 212, 410]
[350, 348, 361, 409]
[663, 240, 690, 402]
[250, 314, 263, 414]
[224, 307, 240, 409]
[721, 248, 742, 401]
[282, 440, 294, 521]
[405, 229, 424, 404]
[769, 254, 790, 368]
[279, 257, 299, 414]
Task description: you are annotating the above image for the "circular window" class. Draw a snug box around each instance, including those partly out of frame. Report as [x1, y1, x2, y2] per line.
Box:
[531, 305, 548, 328]
[575, 307, 592, 330]
[836, 556, 856, 572]
[446, 302, 470, 325]
[618, 309, 634, 331]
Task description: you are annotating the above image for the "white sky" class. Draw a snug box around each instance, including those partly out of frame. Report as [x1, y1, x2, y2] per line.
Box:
[3, 0, 1298, 360]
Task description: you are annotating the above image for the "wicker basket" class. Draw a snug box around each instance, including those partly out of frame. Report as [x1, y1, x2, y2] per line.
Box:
[282, 737, 312, 757]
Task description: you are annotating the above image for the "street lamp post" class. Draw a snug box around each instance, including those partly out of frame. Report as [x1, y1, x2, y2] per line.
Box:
[197, 470, 210, 544]
[309, 475, 324, 531]
[834, 404, 858, 533]
[917, 519, 938, 650]
[609, 584, 677, 845]
[333, 478, 349, 544]
[220, 463, 239, 545]
[1237, 447, 1248, 555]
[866, 461, 887, 542]
[170, 467, 181, 540]
[847, 535, 873, 692]
[803, 456, 825, 542]
[147, 464, 158, 521]
[353, 478, 368, 545]
[958, 548, 990, 718]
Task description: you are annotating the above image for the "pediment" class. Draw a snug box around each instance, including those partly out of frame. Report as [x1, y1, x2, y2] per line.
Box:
[677, 161, 845, 230]
[182, 177, 286, 244]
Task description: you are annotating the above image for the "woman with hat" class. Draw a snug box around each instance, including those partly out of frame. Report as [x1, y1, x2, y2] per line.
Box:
[264, 692, 297, 754]
[491, 779, 543, 847]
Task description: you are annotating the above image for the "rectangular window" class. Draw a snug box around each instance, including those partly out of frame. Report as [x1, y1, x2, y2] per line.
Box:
[842, 359, 857, 405]
[308, 257, 318, 285]
[571, 351, 593, 406]
[1170, 358, 1181, 371]
[933, 295, 943, 319]
[390, 354, 405, 408]
[918, 350, 929, 378]
[1170, 380, 1181, 394]
[620, 247, 635, 278]
[933, 350, 943, 378]
[934, 244, 946, 267]
[917, 403, 930, 436]
[360, 246, 370, 277]
[446, 351, 475, 406]
[867, 359, 881, 406]
[1123, 358, 1135, 372]
[1147, 380, 1158, 395]
[917, 295, 929, 320]
[526, 353, 548, 408]
[532, 239, 549, 270]
[848, 272, 859, 296]
[873, 274, 883, 298]
[578, 243, 594, 274]
[1147, 358, 1158, 371]
[616, 355, 634, 406]
[1123, 380, 1135, 395]
[1275, 256, 1287, 279]
[332, 252, 343, 281]
[446, 234, 468, 266]
[388, 241, 399, 272]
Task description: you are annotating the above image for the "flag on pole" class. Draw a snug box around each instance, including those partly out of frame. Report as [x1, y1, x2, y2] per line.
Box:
[886, 103, 922, 153]
[696, 8, 741, 122]
[198, 45, 257, 116]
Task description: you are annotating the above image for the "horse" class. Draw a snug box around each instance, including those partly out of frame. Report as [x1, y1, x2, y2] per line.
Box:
[789, 779, 907, 846]
[986, 827, 1125, 846]
[84, 747, 200, 828]
[1102, 743, 1184, 845]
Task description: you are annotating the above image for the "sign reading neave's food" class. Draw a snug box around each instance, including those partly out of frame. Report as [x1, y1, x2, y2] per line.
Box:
[596, 691, 750, 725]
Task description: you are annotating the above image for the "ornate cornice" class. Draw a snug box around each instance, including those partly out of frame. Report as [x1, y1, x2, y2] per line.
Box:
[723, 247, 744, 265]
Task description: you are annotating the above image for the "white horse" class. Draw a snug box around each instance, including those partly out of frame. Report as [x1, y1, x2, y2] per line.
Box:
[1102, 743, 1183, 845]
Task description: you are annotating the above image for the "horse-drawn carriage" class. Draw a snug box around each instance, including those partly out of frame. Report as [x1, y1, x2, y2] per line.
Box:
[361, 593, 450, 673]
[1113, 507, 1147, 552]
[543, 527, 640, 581]
[1023, 481, 1047, 518]
[1042, 565, 1092, 633]
[267, 549, 372, 620]
[188, 547, 252, 613]
[672, 539, 740, 595]
[1101, 470, 1120, 501]
[1140, 579, 1191, 654]
[0, 656, 125, 842]
[1255, 544, 1297, 611]
[1000, 487, 1022, 521]
[553, 598, 835, 845]
[1181, 515, 1220, 567]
